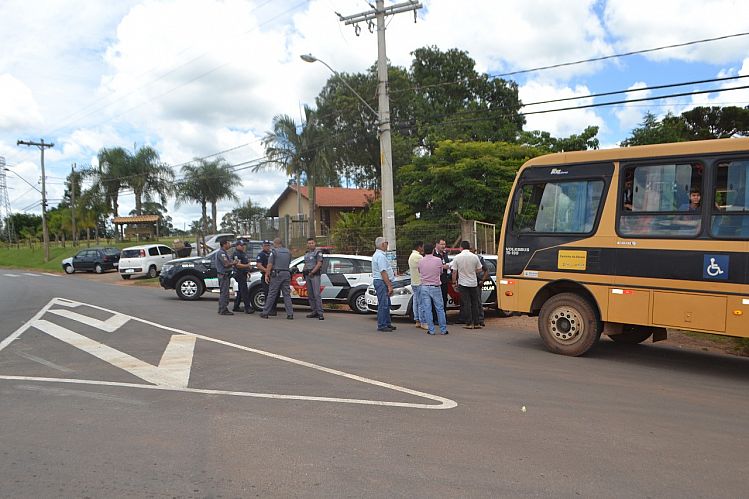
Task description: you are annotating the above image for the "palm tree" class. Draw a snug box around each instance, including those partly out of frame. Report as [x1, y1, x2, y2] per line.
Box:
[127, 146, 175, 215]
[176, 157, 239, 236]
[93, 147, 130, 218]
[257, 105, 336, 237]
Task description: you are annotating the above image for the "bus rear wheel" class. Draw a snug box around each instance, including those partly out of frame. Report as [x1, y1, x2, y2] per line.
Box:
[609, 326, 652, 344]
[538, 293, 600, 356]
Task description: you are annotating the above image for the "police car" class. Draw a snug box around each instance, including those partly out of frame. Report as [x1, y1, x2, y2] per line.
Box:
[365, 255, 499, 318]
[243, 254, 374, 313]
[159, 240, 262, 300]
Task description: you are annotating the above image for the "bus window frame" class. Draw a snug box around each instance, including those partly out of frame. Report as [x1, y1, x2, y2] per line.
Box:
[510, 173, 609, 237]
[616, 158, 706, 240]
[709, 155, 749, 240]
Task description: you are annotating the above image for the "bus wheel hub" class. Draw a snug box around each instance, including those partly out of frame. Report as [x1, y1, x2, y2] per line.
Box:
[549, 307, 583, 343]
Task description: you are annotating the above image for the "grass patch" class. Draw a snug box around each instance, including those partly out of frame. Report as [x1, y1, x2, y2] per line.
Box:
[0, 238, 180, 272]
[680, 330, 749, 356]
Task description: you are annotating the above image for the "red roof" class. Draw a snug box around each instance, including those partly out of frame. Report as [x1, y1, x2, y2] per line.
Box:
[293, 186, 375, 207]
[269, 186, 376, 215]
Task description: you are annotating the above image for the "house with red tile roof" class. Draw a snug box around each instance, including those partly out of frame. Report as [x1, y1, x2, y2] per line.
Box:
[268, 186, 376, 234]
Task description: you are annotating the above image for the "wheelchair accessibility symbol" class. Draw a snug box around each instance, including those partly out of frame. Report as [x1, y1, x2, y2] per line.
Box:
[703, 255, 729, 280]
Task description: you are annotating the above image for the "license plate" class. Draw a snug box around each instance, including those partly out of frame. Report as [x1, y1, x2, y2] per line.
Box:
[126, 269, 135, 273]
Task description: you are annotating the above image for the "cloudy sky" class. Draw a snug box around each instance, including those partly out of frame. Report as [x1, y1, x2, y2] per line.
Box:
[2, 0, 749, 229]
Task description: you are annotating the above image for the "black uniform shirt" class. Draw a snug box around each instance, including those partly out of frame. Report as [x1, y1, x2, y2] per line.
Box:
[234, 248, 250, 276]
[256, 250, 270, 275]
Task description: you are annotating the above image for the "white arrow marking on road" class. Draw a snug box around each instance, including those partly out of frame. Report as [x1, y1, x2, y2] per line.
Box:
[32, 320, 195, 388]
[47, 308, 130, 333]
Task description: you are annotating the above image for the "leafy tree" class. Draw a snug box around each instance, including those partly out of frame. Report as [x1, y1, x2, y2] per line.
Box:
[126, 146, 175, 215]
[397, 140, 542, 226]
[258, 106, 337, 236]
[7, 213, 41, 242]
[91, 147, 131, 217]
[519, 126, 600, 152]
[220, 199, 268, 236]
[620, 112, 690, 146]
[176, 157, 239, 235]
[681, 106, 749, 139]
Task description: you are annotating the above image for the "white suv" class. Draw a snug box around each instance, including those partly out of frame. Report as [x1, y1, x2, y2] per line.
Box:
[119, 244, 175, 279]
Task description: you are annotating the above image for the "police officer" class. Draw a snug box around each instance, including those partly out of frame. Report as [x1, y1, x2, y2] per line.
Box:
[255, 240, 272, 311]
[303, 237, 324, 320]
[214, 238, 235, 315]
[231, 239, 254, 314]
[260, 238, 294, 320]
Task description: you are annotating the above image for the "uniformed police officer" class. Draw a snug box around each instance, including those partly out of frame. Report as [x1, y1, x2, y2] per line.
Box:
[255, 240, 272, 311]
[303, 237, 324, 320]
[231, 239, 254, 314]
[214, 238, 235, 315]
[260, 238, 294, 319]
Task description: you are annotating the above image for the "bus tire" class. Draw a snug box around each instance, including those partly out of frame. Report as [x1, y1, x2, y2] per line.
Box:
[538, 292, 600, 356]
[609, 326, 652, 344]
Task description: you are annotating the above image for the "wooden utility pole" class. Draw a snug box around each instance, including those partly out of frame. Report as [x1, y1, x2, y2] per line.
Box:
[337, 0, 422, 270]
[17, 139, 54, 262]
[70, 163, 77, 246]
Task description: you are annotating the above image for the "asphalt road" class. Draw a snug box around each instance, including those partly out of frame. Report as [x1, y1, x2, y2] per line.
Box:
[1, 269, 748, 498]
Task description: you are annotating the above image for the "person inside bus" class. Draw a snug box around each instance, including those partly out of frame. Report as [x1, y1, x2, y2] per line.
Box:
[622, 177, 634, 211]
[679, 188, 701, 211]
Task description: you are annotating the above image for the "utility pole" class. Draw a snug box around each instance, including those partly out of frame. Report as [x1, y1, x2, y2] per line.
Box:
[338, 0, 422, 271]
[0, 157, 15, 244]
[70, 163, 77, 247]
[17, 139, 54, 262]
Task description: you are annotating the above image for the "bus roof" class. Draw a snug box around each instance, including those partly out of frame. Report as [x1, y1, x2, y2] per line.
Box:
[522, 137, 749, 168]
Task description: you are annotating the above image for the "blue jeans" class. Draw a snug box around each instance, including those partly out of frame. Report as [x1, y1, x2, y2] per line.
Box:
[421, 285, 447, 334]
[411, 284, 426, 323]
[374, 279, 391, 329]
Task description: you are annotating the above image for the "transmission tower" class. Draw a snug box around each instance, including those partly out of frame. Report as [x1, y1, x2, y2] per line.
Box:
[0, 156, 15, 243]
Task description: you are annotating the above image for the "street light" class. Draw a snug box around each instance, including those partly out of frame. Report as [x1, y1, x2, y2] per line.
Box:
[300, 54, 397, 267]
[4, 168, 41, 194]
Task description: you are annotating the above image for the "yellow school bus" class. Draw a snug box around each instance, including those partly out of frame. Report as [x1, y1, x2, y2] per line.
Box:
[497, 137, 749, 356]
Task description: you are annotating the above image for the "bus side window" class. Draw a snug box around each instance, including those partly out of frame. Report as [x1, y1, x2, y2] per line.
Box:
[513, 180, 603, 234]
[618, 162, 703, 237]
[711, 159, 749, 237]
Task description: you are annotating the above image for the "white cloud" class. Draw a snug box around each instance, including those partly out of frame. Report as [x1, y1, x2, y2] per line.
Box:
[613, 81, 651, 130]
[519, 80, 605, 137]
[604, 0, 749, 64]
[0, 74, 43, 131]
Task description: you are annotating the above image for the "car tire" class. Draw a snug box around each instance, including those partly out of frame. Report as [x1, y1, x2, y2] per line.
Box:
[348, 289, 368, 314]
[538, 292, 600, 357]
[176, 275, 203, 301]
[406, 297, 414, 321]
[64, 264, 75, 274]
[250, 287, 266, 311]
[121, 274, 131, 280]
[147, 265, 158, 279]
[94, 263, 103, 274]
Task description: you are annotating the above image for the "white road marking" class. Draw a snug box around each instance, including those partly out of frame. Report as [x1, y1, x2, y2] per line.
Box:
[3, 273, 21, 277]
[23, 273, 41, 277]
[14, 351, 74, 373]
[0, 297, 457, 409]
[32, 320, 193, 388]
[47, 308, 130, 332]
[42, 273, 59, 277]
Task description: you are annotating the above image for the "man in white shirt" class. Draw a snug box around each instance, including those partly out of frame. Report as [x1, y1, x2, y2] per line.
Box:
[451, 240, 483, 329]
[408, 241, 426, 329]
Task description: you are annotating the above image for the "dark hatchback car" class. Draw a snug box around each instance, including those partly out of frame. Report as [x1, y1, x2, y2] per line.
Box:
[61, 247, 121, 274]
[159, 240, 263, 300]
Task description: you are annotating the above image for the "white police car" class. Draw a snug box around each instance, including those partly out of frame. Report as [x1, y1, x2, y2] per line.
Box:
[366, 255, 499, 318]
[240, 254, 374, 313]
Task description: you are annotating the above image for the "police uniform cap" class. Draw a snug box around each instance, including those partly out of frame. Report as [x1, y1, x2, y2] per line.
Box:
[235, 239, 246, 246]
[262, 240, 272, 245]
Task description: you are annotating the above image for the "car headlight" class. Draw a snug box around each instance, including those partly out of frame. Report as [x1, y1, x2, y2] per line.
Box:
[162, 264, 174, 273]
[393, 287, 412, 296]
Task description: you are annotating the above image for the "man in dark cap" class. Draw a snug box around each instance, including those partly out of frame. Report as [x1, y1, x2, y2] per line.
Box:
[255, 240, 272, 311]
[232, 239, 254, 314]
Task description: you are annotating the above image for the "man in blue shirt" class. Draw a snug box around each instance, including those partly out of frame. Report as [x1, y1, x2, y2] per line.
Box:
[372, 236, 396, 332]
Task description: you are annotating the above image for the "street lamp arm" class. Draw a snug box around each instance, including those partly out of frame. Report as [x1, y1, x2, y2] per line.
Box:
[300, 54, 380, 119]
[4, 168, 41, 194]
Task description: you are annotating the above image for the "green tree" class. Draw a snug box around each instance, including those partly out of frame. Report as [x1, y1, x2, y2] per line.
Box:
[681, 105, 749, 139]
[258, 106, 337, 237]
[92, 147, 131, 217]
[519, 126, 600, 152]
[176, 157, 239, 235]
[126, 146, 175, 215]
[220, 199, 268, 235]
[397, 140, 542, 225]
